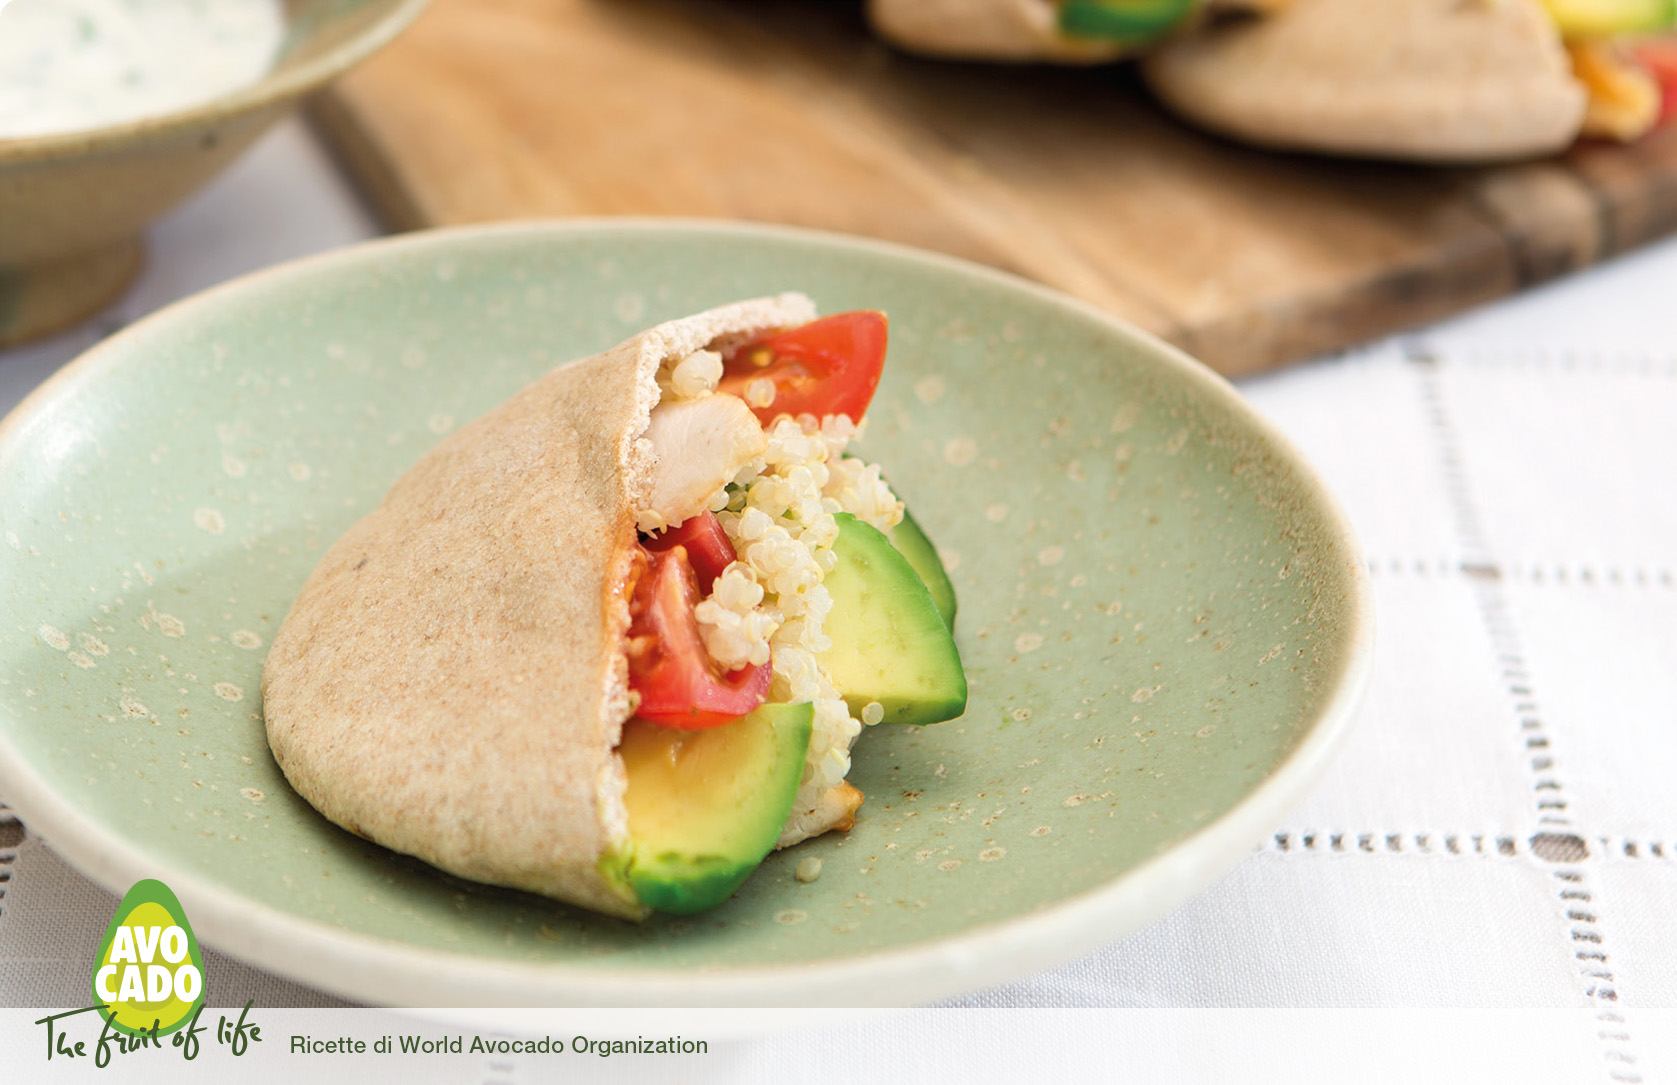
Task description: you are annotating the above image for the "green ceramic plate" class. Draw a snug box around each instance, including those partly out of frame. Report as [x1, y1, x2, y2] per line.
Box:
[0, 222, 1371, 1008]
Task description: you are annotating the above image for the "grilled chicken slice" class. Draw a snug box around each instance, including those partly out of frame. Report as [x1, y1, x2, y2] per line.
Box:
[640, 393, 765, 533]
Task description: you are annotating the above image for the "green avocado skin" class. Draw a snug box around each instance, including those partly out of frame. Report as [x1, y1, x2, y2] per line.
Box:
[888, 508, 957, 631]
[626, 703, 814, 916]
[1057, 0, 1197, 41]
[631, 854, 762, 917]
[820, 515, 968, 726]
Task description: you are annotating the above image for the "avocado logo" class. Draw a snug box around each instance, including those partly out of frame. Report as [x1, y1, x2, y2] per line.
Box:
[91, 880, 206, 1037]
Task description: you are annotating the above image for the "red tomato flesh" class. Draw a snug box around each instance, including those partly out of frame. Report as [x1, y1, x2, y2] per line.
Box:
[642, 511, 735, 594]
[626, 545, 770, 729]
[718, 310, 888, 426]
[1634, 40, 1677, 125]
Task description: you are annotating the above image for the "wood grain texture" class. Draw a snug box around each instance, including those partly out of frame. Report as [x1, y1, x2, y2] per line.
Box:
[310, 0, 1677, 376]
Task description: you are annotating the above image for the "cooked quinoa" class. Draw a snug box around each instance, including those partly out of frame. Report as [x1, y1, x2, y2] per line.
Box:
[650, 349, 905, 822]
[658, 348, 724, 402]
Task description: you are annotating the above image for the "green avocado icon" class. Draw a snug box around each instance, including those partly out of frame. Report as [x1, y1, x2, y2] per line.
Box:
[91, 879, 206, 1037]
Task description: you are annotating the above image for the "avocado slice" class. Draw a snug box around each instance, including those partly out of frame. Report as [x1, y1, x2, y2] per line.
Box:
[620, 702, 813, 915]
[1058, 0, 1196, 42]
[839, 456, 957, 627]
[820, 514, 967, 726]
[1542, 0, 1675, 35]
[888, 508, 958, 631]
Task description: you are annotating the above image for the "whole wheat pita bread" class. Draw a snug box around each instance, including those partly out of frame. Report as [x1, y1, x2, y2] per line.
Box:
[867, 0, 1134, 62]
[1142, 0, 1586, 162]
[261, 294, 817, 919]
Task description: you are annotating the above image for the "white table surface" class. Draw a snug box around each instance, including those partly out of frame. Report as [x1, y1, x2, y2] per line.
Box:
[2, 116, 1676, 1083]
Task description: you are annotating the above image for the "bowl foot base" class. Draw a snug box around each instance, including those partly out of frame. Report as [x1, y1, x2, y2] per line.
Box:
[0, 239, 145, 349]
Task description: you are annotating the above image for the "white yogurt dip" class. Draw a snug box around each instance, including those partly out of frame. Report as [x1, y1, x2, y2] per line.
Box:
[0, 0, 287, 139]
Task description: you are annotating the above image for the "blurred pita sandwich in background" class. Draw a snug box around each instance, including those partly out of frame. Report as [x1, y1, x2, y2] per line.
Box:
[1143, 0, 1670, 161]
[864, 0, 1286, 63]
[1143, 0, 1589, 161]
[868, 0, 1130, 60]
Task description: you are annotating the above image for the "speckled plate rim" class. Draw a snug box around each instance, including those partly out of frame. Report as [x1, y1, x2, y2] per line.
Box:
[0, 219, 1374, 1010]
[0, 0, 431, 164]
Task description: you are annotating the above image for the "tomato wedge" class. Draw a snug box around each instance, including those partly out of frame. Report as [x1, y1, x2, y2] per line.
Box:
[642, 511, 735, 594]
[1633, 39, 1677, 125]
[718, 311, 887, 426]
[627, 545, 770, 729]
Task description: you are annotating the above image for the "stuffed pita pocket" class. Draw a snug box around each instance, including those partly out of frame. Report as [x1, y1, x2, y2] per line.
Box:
[864, 0, 1286, 63]
[262, 295, 967, 919]
[1143, 0, 1673, 162]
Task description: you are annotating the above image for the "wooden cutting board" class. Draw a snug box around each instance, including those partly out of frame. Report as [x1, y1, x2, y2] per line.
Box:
[310, 0, 1677, 377]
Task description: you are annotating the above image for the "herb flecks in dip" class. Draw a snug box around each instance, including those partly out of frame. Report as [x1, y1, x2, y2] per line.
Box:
[0, 0, 285, 138]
